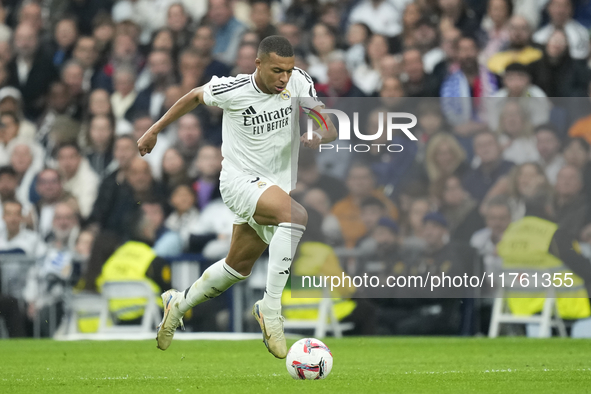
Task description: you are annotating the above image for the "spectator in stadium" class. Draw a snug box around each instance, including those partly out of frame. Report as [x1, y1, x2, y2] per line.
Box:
[191, 144, 223, 210]
[553, 165, 587, 236]
[439, 0, 482, 39]
[184, 196, 234, 260]
[7, 22, 59, 119]
[166, 3, 193, 50]
[110, 66, 137, 127]
[434, 175, 485, 243]
[389, 2, 422, 54]
[231, 43, 257, 76]
[161, 147, 190, 198]
[332, 163, 398, 248]
[10, 143, 42, 205]
[412, 17, 445, 74]
[0, 87, 37, 142]
[125, 50, 176, 121]
[84, 114, 114, 178]
[496, 100, 540, 164]
[470, 196, 511, 284]
[0, 112, 30, 166]
[307, 23, 344, 84]
[420, 132, 468, 187]
[140, 200, 183, 258]
[487, 15, 543, 75]
[208, 0, 247, 65]
[29, 168, 76, 239]
[0, 167, 20, 215]
[489, 64, 551, 131]
[276, 22, 300, 50]
[440, 36, 498, 131]
[55, 143, 99, 219]
[399, 196, 430, 247]
[295, 148, 348, 207]
[478, 0, 512, 65]
[250, 0, 278, 41]
[176, 48, 206, 97]
[401, 48, 438, 97]
[98, 32, 143, 92]
[301, 188, 343, 246]
[0, 200, 43, 256]
[50, 17, 78, 67]
[71, 36, 100, 93]
[37, 81, 78, 142]
[354, 197, 389, 258]
[462, 131, 514, 201]
[528, 29, 589, 97]
[165, 183, 200, 250]
[485, 162, 552, 221]
[151, 28, 176, 58]
[348, 0, 403, 38]
[59, 61, 85, 119]
[191, 26, 231, 85]
[535, 124, 565, 185]
[173, 112, 204, 165]
[533, 0, 590, 60]
[315, 57, 365, 99]
[352, 34, 390, 96]
[345, 23, 371, 72]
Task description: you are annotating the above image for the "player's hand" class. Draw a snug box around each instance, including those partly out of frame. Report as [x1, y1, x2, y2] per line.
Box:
[301, 131, 322, 150]
[137, 129, 158, 156]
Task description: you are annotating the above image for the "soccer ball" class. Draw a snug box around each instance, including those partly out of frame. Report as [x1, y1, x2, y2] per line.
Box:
[285, 338, 333, 380]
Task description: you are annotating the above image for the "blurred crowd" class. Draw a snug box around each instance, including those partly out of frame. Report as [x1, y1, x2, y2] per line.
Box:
[2, 0, 591, 336]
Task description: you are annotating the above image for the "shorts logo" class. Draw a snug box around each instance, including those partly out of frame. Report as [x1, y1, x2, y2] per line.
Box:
[257, 181, 267, 188]
[280, 89, 291, 100]
[250, 177, 260, 183]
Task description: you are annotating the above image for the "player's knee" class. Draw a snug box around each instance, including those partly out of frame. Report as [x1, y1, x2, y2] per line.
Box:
[290, 203, 308, 226]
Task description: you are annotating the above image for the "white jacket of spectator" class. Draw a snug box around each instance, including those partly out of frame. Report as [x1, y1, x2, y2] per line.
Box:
[533, 20, 590, 60]
[348, 0, 409, 37]
[165, 207, 200, 250]
[12, 142, 45, 207]
[61, 158, 99, 219]
[0, 226, 45, 257]
[186, 199, 234, 261]
[352, 63, 381, 95]
[488, 85, 551, 131]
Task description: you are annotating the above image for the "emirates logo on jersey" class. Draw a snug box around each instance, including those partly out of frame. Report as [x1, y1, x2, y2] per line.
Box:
[242, 105, 293, 135]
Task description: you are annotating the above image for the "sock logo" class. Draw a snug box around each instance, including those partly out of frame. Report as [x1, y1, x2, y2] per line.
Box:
[279, 269, 290, 274]
[282, 257, 292, 262]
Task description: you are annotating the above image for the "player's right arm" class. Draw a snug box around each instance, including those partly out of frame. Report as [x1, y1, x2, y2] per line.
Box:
[137, 86, 206, 156]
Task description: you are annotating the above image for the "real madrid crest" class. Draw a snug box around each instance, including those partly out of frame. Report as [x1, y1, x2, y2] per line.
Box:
[280, 89, 291, 100]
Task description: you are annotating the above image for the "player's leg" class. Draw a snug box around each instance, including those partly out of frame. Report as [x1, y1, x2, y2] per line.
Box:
[179, 223, 268, 310]
[253, 185, 307, 311]
[156, 224, 267, 350]
[251, 186, 307, 358]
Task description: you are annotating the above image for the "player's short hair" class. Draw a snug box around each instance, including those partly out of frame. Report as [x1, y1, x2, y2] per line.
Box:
[258, 35, 294, 58]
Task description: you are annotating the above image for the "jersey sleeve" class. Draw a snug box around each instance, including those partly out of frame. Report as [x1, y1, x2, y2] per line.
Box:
[202, 75, 241, 110]
[294, 68, 324, 113]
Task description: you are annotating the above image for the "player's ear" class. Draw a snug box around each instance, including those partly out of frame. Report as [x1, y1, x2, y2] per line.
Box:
[255, 57, 261, 69]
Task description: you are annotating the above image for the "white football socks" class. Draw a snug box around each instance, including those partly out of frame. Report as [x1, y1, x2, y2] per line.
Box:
[262, 222, 306, 313]
[178, 258, 248, 314]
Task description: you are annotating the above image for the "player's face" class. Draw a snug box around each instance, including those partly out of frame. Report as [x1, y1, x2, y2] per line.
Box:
[256, 53, 295, 94]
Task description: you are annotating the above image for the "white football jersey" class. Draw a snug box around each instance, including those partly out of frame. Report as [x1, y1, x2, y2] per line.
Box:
[202, 68, 323, 191]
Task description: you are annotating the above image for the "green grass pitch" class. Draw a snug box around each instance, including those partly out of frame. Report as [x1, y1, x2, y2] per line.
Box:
[1, 337, 590, 393]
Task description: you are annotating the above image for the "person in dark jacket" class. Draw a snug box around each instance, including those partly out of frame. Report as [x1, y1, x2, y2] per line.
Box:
[528, 29, 589, 97]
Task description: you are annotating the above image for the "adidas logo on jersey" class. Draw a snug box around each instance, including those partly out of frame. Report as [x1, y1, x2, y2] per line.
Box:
[242, 106, 257, 115]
